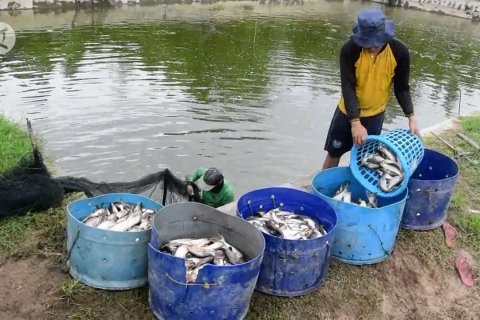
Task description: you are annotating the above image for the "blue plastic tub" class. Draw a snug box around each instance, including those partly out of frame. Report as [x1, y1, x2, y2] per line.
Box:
[148, 202, 265, 320]
[311, 167, 407, 265]
[66, 193, 163, 290]
[401, 148, 460, 230]
[236, 187, 337, 297]
[351, 129, 424, 198]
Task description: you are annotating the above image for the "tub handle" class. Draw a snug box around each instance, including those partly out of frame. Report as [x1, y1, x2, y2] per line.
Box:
[61, 228, 80, 273]
[165, 273, 218, 288]
[368, 225, 389, 257]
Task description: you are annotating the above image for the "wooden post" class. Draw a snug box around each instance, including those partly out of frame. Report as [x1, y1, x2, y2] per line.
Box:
[456, 132, 480, 152]
[26, 118, 40, 166]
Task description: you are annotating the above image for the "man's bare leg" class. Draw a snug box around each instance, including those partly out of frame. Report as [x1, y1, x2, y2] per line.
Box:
[322, 153, 341, 169]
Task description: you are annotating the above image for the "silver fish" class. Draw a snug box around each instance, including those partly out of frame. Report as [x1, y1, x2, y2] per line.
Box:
[248, 208, 326, 240]
[161, 235, 246, 283]
[379, 162, 403, 177]
[377, 146, 396, 161]
[174, 245, 189, 258]
[97, 220, 117, 230]
[108, 209, 141, 232]
[186, 256, 214, 283]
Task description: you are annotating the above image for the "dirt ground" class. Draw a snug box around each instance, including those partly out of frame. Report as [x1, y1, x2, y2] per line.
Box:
[0, 257, 69, 320]
[1, 241, 478, 320]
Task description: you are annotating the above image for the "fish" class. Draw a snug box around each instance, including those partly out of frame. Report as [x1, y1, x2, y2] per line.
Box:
[333, 183, 348, 201]
[186, 256, 214, 283]
[160, 235, 246, 283]
[96, 220, 117, 230]
[377, 146, 396, 161]
[379, 162, 403, 177]
[359, 144, 404, 192]
[332, 183, 378, 208]
[108, 210, 142, 232]
[380, 174, 404, 192]
[366, 191, 378, 208]
[80, 201, 157, 232]
[247, 208, 327, 240]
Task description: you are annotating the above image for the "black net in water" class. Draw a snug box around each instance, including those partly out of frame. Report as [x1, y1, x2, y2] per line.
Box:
[55, 168, 191, 206]
[0, 149, 192, 217]
[0, 152, 64, 217]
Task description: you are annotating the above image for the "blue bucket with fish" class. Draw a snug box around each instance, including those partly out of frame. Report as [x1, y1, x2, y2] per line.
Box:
[236, 187, 337, 297]
[66, 193, 163, 290]
[350, 129, 424, 198]
[311, 167, 408, 265]
[148, 202, 265, 320]
[401, 148, 460, 230]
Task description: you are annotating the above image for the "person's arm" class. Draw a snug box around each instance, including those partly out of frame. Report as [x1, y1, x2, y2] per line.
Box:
[186, 168, 206, 197]
[340, 39, 362, 122]
[186, 168, 206, 183]
[391, 39, 419, 135]
[391, 40, 414, 117]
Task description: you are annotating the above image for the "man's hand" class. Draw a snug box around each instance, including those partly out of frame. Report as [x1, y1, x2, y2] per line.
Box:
[351, 120, 368, 145]
[187, 184, 194, 196]
[408, 115, 420, 136]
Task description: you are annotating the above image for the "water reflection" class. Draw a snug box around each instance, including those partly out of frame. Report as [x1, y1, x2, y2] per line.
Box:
[0, 2, 479, 195]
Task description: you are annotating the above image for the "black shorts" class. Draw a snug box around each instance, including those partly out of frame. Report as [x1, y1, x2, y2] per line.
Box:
[324, 107, 385, 158]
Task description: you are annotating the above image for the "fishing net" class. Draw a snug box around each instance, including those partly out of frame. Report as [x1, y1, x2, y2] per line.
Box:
[0, 149, 196, 217]
[0, 120, 194, 217]
[55, 168, 192, 206]
[0, 151, 65, 217]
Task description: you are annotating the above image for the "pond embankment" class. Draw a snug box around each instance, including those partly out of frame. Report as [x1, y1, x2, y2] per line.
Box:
[1, 0, 479, 21]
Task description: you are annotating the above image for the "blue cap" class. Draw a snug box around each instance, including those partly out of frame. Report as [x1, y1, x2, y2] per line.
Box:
[351, 8, 395, 48]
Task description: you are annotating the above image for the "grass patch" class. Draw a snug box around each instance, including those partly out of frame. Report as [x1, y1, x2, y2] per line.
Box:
[0, 115, 33, 173]
[424, 116, 480, 258]
[0, 197, 77, 259]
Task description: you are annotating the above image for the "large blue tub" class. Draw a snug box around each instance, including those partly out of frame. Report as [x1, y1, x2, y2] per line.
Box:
[311, 167, 407, 265]
[66, 193, 163, 290]
[148, 202, 265, 320]
[401, 148, 460, 230]
[236, 187, 337, 297]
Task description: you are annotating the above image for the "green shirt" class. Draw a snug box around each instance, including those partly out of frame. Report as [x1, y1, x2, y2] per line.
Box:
[187, 167, 235, 208]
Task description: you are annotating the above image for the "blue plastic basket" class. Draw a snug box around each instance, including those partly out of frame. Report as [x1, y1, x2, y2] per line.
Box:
[350, 129, 424, 198]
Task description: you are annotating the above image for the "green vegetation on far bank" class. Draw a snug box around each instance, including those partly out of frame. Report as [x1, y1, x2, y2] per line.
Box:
[0, 115, 479, 319]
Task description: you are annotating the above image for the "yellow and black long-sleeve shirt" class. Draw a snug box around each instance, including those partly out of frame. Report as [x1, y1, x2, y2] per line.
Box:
[338, 38, 414, 120]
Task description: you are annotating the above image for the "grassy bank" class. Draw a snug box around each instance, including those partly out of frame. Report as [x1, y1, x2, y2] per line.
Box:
[0, 116, 34, 173]
[1, 115, 479, 319]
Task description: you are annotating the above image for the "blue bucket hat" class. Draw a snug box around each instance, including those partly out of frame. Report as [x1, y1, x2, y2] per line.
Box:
[351, 8, 395, 48]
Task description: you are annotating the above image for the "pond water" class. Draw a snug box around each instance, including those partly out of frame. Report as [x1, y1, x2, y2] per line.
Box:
[1, 1, 479, 196]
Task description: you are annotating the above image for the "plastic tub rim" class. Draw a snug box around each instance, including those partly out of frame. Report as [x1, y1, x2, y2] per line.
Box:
[236, 186, 338, 241]
[67, 192, 159, 235]
[408, 148, 459, 183]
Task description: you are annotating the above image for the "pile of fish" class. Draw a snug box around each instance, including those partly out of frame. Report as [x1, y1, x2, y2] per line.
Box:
[160, 235, 245, 283]
[246, 207, 327, 240]
[82, 201, 156, 232]
[333, 182, 378, 208]
[360, 145, 404, 192]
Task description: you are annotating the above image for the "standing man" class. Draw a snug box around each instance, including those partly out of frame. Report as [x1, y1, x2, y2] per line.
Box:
[186, 167, 234, 208]
[322, 8, 420, 169]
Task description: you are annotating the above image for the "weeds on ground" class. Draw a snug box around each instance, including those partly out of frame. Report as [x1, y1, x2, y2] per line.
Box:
[423, 116, 480, 258]
[0, 197, 77, 259]
[0, 115, 33, 172]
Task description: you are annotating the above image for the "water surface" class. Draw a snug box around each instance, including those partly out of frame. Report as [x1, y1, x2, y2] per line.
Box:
[1, 2, 479, 195]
